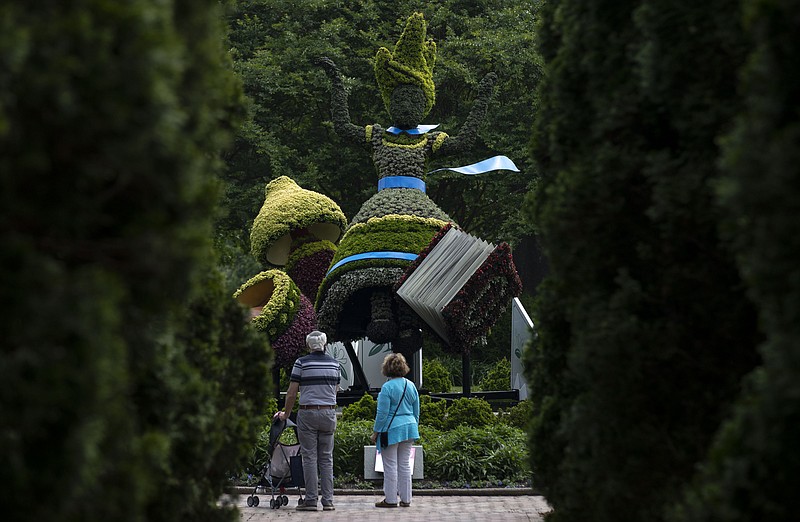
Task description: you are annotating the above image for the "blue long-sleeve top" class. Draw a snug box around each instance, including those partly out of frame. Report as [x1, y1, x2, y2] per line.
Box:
[374, 377, 420, 452]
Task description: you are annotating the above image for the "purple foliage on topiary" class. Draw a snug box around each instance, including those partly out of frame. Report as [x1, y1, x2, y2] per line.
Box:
[287, 248, 335, 299]
[272, 294, 317, 369]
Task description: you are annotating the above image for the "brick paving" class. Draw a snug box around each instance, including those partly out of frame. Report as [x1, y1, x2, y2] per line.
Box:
[229, 491, 551, 521]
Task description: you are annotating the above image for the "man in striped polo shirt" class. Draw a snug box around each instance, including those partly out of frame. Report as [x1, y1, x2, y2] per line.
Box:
[277, 331, 340, 511]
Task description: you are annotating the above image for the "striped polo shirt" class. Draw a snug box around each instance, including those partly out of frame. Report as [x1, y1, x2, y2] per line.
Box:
[290, 351, 340, 406]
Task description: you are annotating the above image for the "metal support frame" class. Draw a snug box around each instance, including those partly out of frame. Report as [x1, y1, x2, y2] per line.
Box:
[344, 340, 370, 391]
[462, 351, 472, 397]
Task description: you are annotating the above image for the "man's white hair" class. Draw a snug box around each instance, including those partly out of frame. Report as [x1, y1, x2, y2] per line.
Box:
[306, 330, 327, 352]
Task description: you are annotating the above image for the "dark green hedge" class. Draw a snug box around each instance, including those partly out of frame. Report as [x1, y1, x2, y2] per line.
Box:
[526, 0, 762, 521]
[670, 0, 800, 519]
[0, 1, 271, 520]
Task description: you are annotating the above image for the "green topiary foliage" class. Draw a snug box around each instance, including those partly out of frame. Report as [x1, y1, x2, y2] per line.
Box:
[351, 189, 452, 223]
[320, 214, 447, 289]
[444, 397, 496, 431]
[234, 269, 318, 369]
[249, 176, 347, 267]
[478, 358, 511, 391]
[341, 393, 377, 422]
[234, 270, 300, 338]
[316, 11, 500, 351]
[374, 12, 436, 119]
[422, 358, 453, 393]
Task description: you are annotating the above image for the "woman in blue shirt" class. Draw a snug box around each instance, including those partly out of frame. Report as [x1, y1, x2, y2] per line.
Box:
[370, 353, 420, 508]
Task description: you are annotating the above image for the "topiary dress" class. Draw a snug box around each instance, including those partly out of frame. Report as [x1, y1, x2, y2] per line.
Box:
[315, 13, 497, 355]
[315, 123, 454, 348]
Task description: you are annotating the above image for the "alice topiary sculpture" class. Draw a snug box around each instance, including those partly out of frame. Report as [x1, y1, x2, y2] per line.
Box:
[315, 12, 498, 359]
[235, 176, 347, 368]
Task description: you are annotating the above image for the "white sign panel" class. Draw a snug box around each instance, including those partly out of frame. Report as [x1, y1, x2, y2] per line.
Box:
[511, 297, 533, 400]
[326, 341, 354, 390]
[353, 339, 422, 390]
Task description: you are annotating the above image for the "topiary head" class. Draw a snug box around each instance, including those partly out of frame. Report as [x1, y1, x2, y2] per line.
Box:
[389, 84, 427, 128]
[375, 12, 436, 123]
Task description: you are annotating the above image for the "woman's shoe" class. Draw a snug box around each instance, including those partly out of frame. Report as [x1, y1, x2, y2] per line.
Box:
[399, 501, 411, 507]
[375, 499, 398, 508]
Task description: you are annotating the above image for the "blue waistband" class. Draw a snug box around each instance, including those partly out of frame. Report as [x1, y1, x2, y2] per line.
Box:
[326, 251, 419, 276]
[377, 176, 426, 193]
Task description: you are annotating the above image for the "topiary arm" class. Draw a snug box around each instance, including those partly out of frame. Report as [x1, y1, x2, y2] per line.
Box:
[433, 72, 498, 156]
[318, 57, 366, 145]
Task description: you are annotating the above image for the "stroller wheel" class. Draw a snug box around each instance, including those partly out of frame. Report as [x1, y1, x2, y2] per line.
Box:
[246, 496, 255, 507]
[269, 499, 275, 509]
[281, 495, 289, 506]
[252, 496, 260, 507]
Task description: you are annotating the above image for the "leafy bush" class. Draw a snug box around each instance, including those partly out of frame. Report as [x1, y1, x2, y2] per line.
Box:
[444, 397, 496, 430]
[418, 424, 443, 445]
[499, 400, 533, 431]
[420, 394, 447, 430]
[333, 420, 373, 477]
[423, 424, 529, 483]
[478, 358, 511, 391]
[341, 393, 377, 422]
[423, 358, 453, 392]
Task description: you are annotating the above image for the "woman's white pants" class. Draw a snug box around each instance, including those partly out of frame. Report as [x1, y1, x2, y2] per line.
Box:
[380, 439, 413, 504]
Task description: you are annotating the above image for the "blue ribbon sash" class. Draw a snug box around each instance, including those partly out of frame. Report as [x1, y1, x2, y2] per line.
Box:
[326, 251, 420, 276]
[377, 176, 426, 193]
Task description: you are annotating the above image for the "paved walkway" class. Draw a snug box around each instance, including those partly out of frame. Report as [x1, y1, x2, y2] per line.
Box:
[228, 491, 551, 521]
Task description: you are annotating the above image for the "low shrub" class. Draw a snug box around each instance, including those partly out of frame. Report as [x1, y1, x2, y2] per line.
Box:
[478, 358, 511, 391]
[444, 397, 495, 430]
[420, 394, 447, 430]
[423, 358, 453, 392]
[498, 400, 533, 431]
[418, 423, 443, 444]
[341, 393, 377, 422]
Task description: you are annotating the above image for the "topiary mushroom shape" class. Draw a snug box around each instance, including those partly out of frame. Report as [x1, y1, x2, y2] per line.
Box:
[249, 175, 347, 298]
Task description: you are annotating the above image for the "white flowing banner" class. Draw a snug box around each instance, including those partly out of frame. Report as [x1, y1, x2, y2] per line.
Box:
[428, 155, 520, 175]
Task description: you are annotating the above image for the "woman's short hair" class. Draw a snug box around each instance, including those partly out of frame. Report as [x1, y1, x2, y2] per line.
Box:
[382, 353, 410, 378]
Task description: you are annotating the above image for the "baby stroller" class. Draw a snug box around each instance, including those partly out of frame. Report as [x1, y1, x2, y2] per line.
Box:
[246, 417, 305, 509]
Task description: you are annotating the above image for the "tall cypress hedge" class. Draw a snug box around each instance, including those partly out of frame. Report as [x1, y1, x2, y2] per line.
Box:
[672, 0, 800, 519]
[0, 1, 269, 520]
[526, 1, 761, 520]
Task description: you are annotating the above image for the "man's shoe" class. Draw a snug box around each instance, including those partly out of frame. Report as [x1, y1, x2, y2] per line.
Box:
[400, 501, 411, 507]
[296, 503, 318, 511]
[375, 499, 398, 508]
[323, 503, 335, 511]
